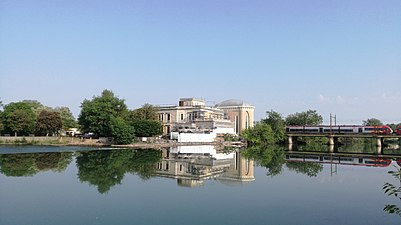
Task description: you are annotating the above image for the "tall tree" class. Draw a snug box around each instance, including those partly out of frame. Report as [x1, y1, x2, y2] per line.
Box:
[240, 123, 275, 146]
[127, 103, 158, 121]
[261, 110, 286, 143]
[3, 102, 36, 136]
[22, 100, 50, 118]
[35, 110, 63, 136]
[131, 120, 162, 137]
[110, 117, 135, 144]
[0, 101, 3, 134]
[54, 106, 78, 129]
[78, 90, 128, 137]
[285, 109, 323, 126]
[363, 118, 383, 126]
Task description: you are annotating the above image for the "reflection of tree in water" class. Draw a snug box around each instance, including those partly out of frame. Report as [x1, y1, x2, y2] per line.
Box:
[0, 152, 73, 177]
[286, 161, 323, 177]
[383, 167, 401, 217]
[76, 149, 161, 194]
[0, 154, 37, 177]
[243, 145, 323, 177]
[243, 145, 285, 176]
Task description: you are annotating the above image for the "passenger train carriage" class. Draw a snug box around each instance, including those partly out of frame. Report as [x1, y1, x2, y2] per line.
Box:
[285, 125, 393, 135]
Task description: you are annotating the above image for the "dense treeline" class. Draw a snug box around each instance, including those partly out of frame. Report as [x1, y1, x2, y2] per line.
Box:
[0, 100, 77, 137]
[77, 90, 162, 144]
[0, 149, 162, 194]
[0, 90, 163, 144]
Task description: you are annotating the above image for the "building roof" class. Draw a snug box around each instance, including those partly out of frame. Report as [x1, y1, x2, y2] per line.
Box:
[215, 99, 254, 108]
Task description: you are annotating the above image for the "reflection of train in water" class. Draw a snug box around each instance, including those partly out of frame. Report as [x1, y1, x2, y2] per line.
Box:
[286, 154, 392, 167]
[286, 125, 393, 135]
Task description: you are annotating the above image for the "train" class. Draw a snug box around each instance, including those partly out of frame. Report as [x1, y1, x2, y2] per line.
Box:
[285, 125, 394, 135]
[286, 154, 392, 167]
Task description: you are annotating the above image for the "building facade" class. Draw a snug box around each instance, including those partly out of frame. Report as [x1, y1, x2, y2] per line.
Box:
[156, 98, 254, 135]
[215, 99, 255, 134]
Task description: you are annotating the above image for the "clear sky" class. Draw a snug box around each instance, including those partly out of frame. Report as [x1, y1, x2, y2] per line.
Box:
[1, 0, 400, 124]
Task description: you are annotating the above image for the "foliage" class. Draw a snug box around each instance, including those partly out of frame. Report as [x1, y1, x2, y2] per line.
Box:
[35, 110, 62, 136]
[363, 118, 383, 126]
[240, 123, 275, 145]
[261, 110, 286, 143]
[76, 149, 161, 193]
[3, 102, 36, 136]
[0, 100, 2, 134]
[0, 152, 73, 177]
[22, 100, 50, 117]
[128, 103, 158, 121]
[78, 89, 128, 137]
[383, 167, 401, 217]
[286, 161, 323, 177]
[110, 117, 135, 144]
[285, 109, 323, 126]
[131, 120, 162, 137]
[54, 106, 78, 129]
[243, 145, 286, 176]
[0, 111, 3, 134]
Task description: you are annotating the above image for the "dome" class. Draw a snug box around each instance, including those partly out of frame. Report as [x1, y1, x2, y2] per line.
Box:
[215, 99, 253, 108]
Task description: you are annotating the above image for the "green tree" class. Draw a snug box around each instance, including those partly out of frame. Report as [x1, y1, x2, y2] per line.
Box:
[110, 117, 135, 144]
[0, 111, 4, 135]
[243, 145, 286, 176]
[240, 123, 275, 145]
[3, 102, 36, 136]
[54, 106, 78, 129]
[363, 118, 383, 126]
[0, 154, 38, 177]
[35, 110, 63, 136]
[131, 120, 162, 137]
[286, 161, 323, 177]
[383, 167, 401, 217]
[78, 90, 128, 137]
[285, 109, 323, 126]
[22, 100, 50, 118]
[76, 149, 161, 193]
[128, 103, 158, 121]
[261, 110, 286, 143]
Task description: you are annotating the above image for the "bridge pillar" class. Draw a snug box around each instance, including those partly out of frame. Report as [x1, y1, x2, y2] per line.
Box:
[328, 144, 335, 153]
[376, 137, 384, 147]
[377, 146, 383, 155]
[288, 136, 298, 145]
[328, 136, 337, 145]
[288, 144, 296, 151]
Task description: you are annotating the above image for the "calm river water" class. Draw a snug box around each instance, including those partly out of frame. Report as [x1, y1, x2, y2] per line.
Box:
[1, 145, 401, 225]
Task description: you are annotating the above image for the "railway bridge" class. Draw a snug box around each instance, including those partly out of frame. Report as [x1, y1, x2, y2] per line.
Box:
[286, 133, 401, 147]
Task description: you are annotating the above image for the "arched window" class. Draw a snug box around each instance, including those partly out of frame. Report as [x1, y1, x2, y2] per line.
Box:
[245, 111, 250, 129]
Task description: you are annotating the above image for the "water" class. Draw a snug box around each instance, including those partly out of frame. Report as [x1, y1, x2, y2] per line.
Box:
[0, 145, 400, 225]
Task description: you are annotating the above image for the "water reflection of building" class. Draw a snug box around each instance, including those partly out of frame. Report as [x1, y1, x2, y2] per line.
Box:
[156, 145, 254, 187]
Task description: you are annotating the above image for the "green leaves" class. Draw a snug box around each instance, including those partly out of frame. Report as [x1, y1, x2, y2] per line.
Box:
[78, 90, 129, 137]
[35, 110, 62, 136]
[383, 167, 401, 217]
[240, 123, 275, 146]
[3, 102, 36, 136]
[285, 109, 323, 126]
[110, 117, 134, 145]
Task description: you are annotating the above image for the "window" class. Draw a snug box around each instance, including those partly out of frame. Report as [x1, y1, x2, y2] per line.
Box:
[180, 114, 184, 121]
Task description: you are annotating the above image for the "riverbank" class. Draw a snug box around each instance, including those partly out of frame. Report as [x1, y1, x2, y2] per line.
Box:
[0, 136, 246, 149]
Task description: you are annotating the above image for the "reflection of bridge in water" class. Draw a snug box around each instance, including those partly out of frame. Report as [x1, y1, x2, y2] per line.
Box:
[156, 145, 255, 187]
[285, 151, 401, 169]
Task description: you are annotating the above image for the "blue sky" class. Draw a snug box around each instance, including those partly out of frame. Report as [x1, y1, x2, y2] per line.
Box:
[1, 0, 400, 124]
